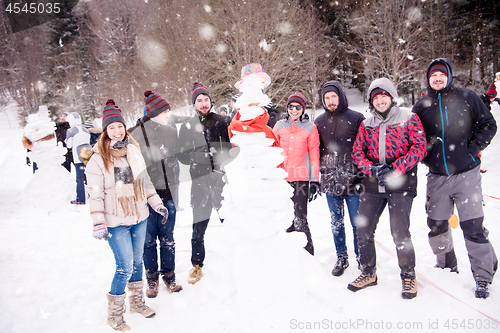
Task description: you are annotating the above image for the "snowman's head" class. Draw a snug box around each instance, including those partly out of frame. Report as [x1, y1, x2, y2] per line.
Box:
[235, 63, 271, 92]
[67, 112, 82, 128]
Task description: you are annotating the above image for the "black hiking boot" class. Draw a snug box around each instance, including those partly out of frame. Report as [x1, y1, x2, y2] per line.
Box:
[475, 281, 490, 299]
[331, 257, 349, 277]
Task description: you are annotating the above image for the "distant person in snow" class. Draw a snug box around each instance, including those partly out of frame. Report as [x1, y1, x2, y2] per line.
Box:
[176, 83, 232, 285]
[273, 92, 320, 255]
[55, 112, 72, 172]
[350, 78, 426, 300]
[86, 99, 169, 331]
[314, 80, 365, 277]
[413, 58, 498, 299]
[65, 112, 90, 205]
[219, 104, 229, 116]
[128, 90, 183, 298]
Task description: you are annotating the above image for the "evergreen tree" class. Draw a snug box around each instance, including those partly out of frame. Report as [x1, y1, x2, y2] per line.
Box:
[42, 0, 80, 117]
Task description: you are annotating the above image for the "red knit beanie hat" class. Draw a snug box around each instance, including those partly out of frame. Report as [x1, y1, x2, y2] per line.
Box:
[287, 92, 307, 111]
[370, 88, 392, 104]
[486, 82, 497, 99]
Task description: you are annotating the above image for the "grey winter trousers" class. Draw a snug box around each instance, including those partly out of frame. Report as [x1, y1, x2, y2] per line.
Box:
[357, 191, 416, 279]
[426, 166, 498, 282]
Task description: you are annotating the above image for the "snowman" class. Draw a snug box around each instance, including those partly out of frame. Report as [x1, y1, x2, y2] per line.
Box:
[21, 105, 73, 210]
[211, 64, 339, 331]
[220, 63, 293, 235]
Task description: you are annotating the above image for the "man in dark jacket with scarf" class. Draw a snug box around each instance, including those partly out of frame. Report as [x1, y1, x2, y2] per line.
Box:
[314, 80, 365, 277]
[177, 82, 232, 285]
[129, 90, 183, 297]
[413, 58, 498, 299]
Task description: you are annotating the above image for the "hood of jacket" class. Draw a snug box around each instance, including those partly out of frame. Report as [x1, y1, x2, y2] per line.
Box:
[321, 80, 348, 114]
[426, 58, 453, 93]
[366, 78, 399, 120]
[367, 77, 399, 101]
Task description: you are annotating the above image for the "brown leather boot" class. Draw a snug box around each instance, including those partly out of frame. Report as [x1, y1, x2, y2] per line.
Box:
[146, 272, 159, 298]
[187, 265, 203, 285]
[162, 270, 183, 293]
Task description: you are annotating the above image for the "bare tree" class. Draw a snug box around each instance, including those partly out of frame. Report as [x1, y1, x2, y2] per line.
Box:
[152, 0, 334, 113]
[349, 0, 425, 92]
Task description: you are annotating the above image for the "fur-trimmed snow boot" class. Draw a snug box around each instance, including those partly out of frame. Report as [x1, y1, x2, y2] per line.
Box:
[106, 293, 131, 331]
[127, 281, 156, 318]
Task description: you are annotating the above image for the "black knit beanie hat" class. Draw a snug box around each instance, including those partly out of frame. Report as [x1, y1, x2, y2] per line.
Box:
[428, 62, 450, 79]
[191, 82, 211, 105]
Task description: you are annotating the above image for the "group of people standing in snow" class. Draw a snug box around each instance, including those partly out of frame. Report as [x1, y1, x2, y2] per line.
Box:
[41, 58, 497, 331]
[279, 59, 497, 303]
[309, 59, 497, 302]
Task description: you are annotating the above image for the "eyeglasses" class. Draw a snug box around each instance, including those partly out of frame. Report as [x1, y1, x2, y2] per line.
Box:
[287, 104, 303, 111]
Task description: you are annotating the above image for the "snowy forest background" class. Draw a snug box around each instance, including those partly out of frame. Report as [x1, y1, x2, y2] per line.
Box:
[0, 0, 499, 124]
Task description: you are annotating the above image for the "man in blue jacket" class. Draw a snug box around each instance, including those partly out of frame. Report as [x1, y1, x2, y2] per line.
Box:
[413, 58, 498, 298]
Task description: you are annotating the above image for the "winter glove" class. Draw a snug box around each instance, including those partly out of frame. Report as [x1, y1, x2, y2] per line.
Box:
[371, 163, 392, 186]
[155, 205, 170, 224]
[92, 223, 108, 240]
[308, 181, 320, 202]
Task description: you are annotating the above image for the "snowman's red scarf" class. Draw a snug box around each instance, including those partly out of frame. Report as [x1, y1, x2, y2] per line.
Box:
[228, 108, 279, 147]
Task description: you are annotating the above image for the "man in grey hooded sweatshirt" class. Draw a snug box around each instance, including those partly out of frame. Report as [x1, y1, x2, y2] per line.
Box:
[350, 78, 427, 299]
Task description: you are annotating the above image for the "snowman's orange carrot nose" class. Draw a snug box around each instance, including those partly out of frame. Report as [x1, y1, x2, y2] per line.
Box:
[248, 103, 260, 106]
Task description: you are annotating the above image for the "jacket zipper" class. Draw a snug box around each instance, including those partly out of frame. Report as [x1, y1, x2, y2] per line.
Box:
[438, 93, 450, 175]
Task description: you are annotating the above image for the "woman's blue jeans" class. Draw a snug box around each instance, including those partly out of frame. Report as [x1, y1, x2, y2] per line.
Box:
[107, 219, 147, 295]
[143, 200, 177, 275]
[325, 193, 360, 258]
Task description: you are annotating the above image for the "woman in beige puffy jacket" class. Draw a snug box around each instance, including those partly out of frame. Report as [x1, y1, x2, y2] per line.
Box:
[86, 99, 169, 331]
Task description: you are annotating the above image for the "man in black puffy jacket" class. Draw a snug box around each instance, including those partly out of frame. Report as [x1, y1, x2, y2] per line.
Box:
[177, 83, 232, 285]
[413, 58, 498, 299]
[314, 80, 365, 277]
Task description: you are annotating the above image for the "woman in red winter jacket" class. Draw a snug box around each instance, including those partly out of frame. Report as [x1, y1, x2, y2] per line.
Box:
[273, 92, 320, 255]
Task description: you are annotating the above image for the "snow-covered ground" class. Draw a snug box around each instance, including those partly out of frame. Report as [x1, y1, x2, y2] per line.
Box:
[1, 96, 499, 333]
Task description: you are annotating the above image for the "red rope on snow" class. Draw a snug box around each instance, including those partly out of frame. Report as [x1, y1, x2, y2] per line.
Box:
[374, 239, 500, 325]
[484, 194, 500, 201]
